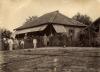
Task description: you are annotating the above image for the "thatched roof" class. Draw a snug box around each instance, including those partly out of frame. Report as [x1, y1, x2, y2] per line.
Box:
[15, 11, 86, 30]
[82, 17, 100, 32]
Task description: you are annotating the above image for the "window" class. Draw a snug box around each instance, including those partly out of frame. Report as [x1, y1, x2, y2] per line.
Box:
[69, 28, 75, 36]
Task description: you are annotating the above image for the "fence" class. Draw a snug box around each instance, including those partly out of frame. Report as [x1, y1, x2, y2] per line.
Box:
[0, 48, 100, 72]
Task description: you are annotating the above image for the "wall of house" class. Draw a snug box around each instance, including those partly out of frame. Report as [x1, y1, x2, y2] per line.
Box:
[64, 26, 85, 40]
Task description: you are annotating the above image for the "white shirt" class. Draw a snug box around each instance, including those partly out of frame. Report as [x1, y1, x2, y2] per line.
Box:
[8, 39, 13, 45]
[21, 40, 24, 45]
[33, 39, 37, 44]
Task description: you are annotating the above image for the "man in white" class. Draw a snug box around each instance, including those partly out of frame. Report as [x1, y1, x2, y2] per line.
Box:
[13, 38, 19, 49]
[33, 38, 37, 48]
[8, 38, 13, 51]
[20, 39, 24, 48]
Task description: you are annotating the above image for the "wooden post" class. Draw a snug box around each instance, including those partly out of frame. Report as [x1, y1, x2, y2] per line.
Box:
[0, 31, 2, 50]
[53, 58, 58, 72]
[88, 28, 91, 46]
[99, 23, 100, 35]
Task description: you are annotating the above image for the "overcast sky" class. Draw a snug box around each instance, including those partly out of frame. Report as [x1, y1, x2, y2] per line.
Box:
[0, 0, 100, 31]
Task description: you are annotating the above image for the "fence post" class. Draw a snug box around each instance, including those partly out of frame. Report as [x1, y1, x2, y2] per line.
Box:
[0, 30, 2, 50]
[53, 58, 58, 72]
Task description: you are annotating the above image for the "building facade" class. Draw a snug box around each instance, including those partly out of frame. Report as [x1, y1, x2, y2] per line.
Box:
[14, 11, 86, 47]
[14, 11, 86, 39]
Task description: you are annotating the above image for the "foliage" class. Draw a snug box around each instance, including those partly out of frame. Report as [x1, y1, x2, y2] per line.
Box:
[72, 13, 92, 25]
[1, 28, 12, 39]
[77, 28, 97, 47]
[0, 28, 12, 50]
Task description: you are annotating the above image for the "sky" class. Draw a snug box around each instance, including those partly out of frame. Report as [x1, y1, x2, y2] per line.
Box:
[0, 0, 100, 31]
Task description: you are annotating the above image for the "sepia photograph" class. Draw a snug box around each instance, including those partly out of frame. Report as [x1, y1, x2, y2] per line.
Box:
[0, 0, 100, 72]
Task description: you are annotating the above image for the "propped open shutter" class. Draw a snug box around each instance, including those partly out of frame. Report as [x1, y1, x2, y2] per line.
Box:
[14, 25, 47, 34]
[53, 25, 66, 33]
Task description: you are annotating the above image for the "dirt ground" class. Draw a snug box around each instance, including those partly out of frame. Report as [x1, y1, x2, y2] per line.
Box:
[0, 47, 100, 72]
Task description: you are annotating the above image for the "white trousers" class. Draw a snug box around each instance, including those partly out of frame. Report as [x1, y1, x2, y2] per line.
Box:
[9, 44, 13, 51]
[33, 43, 37, 48]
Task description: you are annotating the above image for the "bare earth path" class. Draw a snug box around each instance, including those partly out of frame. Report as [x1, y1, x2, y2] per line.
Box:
[0, 47, 100, 72]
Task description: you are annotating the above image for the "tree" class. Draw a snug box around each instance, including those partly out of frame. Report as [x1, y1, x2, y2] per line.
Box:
[78, 27, 97, 47]
[0, 28, 12, 50]
[72, 13, 92, 25]
[1, 28, 12, 39]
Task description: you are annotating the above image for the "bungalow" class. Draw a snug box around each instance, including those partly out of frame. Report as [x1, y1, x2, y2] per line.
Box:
[90, 18, 100, 45]
[14, 11, 86, 39]
[79, 17, 100, 46]
[14, 11, 87, 47]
